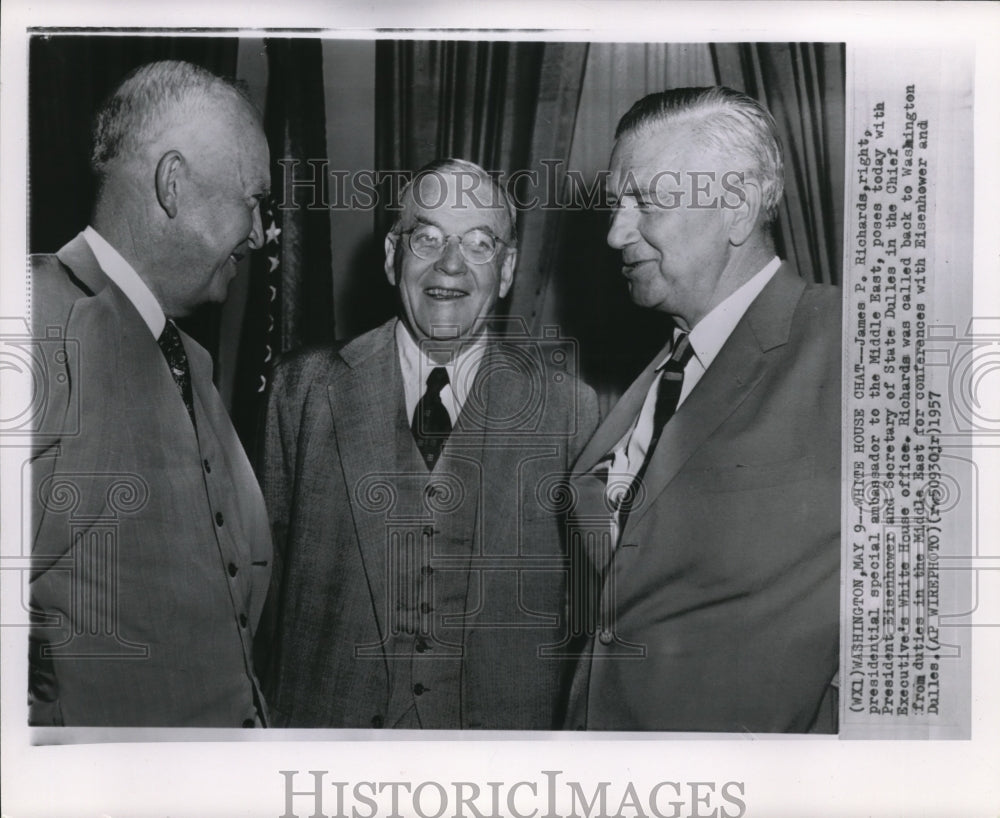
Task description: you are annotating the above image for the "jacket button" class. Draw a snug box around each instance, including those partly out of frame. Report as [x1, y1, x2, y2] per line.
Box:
[413, 683, 426, 695]
[239, 613, 248, 628]
[371, 714, 383, 728]
[215, 511, 224, 527]
[242, 718, 255, 728]
[228, 563, 238, 577]
[203, 459, 211, 473]
[598, 629, 613, 645]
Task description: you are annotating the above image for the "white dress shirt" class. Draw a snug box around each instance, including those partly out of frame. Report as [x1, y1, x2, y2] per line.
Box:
[395, 320, 488, 427]
[603, 256, 782, 538]
[83, 226, 166, 339]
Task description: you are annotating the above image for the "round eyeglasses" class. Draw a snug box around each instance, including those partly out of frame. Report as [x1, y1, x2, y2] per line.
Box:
[401, 224, 507, 265]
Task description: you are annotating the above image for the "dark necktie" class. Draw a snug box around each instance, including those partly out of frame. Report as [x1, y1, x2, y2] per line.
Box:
[412, 366, 452, 470]
[616, 332, 693, 535]
[157, 320, 196, 427]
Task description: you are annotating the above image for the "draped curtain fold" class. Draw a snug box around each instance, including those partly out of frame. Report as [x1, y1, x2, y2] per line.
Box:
[376, 40, 544, 196]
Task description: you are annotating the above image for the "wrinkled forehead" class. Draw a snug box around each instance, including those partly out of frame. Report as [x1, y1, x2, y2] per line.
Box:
[400, 171, 512, 236]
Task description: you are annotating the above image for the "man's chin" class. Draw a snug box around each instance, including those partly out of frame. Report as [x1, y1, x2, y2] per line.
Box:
[208, 269, 240, 304]
[406, 318, 485, 354]
[410, 313, 478, 343]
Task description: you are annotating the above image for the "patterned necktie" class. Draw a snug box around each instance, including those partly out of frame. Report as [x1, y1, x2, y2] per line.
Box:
[412, 366, 452, 470]
[616, 332, 694, 535]
[157, 320, 196, 427]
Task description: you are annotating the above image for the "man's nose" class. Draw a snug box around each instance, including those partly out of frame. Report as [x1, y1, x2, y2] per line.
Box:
[248, 202, 265, 250]
[435, 237, 467, 275]
[607, 203, 638, 250]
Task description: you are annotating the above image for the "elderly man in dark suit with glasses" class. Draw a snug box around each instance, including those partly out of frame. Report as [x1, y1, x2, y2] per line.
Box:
[256, 158, 599, 729]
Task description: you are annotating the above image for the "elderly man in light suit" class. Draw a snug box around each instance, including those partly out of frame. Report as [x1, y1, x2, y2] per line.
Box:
[565, 87, 841, 733]
[257, 159, 599, 729]
[30, 61, 272, 726]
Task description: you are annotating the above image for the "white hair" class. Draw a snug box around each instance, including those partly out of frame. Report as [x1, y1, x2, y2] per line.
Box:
[90, 60, 257, 178]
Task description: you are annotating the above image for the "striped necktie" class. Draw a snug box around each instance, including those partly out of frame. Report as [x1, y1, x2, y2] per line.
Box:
[616, 332, 693, 535]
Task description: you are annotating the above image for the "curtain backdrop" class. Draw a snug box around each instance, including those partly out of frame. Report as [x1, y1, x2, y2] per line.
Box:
[375, 40, 545, 219]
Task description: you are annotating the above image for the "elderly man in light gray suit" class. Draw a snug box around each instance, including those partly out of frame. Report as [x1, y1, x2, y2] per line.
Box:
[565, 87, 841, 733]
[256, 159, 599, 729]
[30, 60, 272, 727]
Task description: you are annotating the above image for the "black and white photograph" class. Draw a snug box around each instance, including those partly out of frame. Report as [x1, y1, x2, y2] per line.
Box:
[2, 2, 998, 817]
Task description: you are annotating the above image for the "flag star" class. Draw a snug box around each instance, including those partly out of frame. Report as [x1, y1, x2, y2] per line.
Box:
[268, 255, 279, 272]
[265, 222, 281, 244]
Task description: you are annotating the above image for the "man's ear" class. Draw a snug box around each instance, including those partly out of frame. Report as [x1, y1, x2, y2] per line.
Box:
[384, 233, 399, 285]
[155, 150, 184, 219]
[498, 247, 517, 299]
[726, 176, 764, 246]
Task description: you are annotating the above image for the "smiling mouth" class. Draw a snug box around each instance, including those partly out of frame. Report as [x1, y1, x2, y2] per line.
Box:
[622, 258, 655, 274]
[425, 287, 468, 300]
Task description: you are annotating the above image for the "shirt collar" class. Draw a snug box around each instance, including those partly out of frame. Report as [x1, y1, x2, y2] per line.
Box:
[83, 226, 166, 338]
[394, 320, 488, 406]
[668, 256, 781, 372]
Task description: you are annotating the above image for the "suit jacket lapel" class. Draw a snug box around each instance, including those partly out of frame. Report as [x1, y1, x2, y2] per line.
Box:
[58, 236, 198, 454]
[327, 320, 403, 641]
[621, 265, 807, 536]
[567, 340, 668, 570]
[572, 348, 668, 477]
